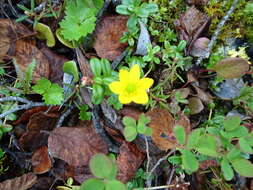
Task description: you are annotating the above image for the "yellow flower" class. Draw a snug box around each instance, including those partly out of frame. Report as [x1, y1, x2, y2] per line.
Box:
[109, 64, 154, 104]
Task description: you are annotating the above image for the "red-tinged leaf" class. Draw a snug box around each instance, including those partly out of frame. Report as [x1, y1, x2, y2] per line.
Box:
[0, 173, 37, 190]
[94, 15, 128, 61]
[212, 57, 249, 79]
[48, 126, 108, 166]
[116, 142, 145, 183]
[32, 146, 52, 174]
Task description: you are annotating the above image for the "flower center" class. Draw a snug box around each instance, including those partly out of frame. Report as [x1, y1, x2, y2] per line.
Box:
[125, 83, 136, 94]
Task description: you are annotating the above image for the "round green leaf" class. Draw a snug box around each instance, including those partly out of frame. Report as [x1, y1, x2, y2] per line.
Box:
[89, 154, 113, 179]
[123, 126, 137, 142]
[231, 158, 253, 177]
[145, 127, 152, 136]
[105, 180, 127, 190]
[55, 29, 76, 48]
[63, 61, 79, 82]
[195, 135, 219, 157]
[239, 137, 253, 153]
[181, 149, 199, 172]
[223, 116, 241, 131]
[122, 117, 136, 127]
[221, 158, 234, 181]
[34, 22, 55, 47]
[187, 128, 203, 149]
[80, 178, 105, 190]
[173, 125, 186, 145]
[137, 123, 146, 134]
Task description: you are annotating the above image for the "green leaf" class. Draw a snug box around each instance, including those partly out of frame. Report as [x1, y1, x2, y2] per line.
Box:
[90, 58, 102, 77]
[231, 158, 253, 177]
[92, 84, 104, 105]
[138, 114, 151, 125]
[116, 5, 130, 15]
[124, 126, 137, 142]
[127, 15, 138, 29]
[89, 154, 114, 179]
[239, 137, 253, 153]
[221, 126, 248, 139]
[223, 116, 241, 131]
[80, 178, 105, 190]
[56, 29, 76, 48]
[168, 155, 182, 165]
[63, 61, 79, 82]
[32, 78, 51, 94]
[187, 128, 203, 149]
[212, 57, 249, 79]
[79, 105, 91, 121]
[195, 135, 219, 157]
[101, 59, 112, 76]
[105, 180, 127, 190]
[181, 149, 199, 172]
[173, 125, 186, 145]
[221, 158, 234, 181]
[137, 123, 146, 134]
[122, 117, 136, 127]
[43, 83, 64, 105]
[33, 22, 55, 47]
[227, 147, 242, 161]
[145, 127, 152, 136]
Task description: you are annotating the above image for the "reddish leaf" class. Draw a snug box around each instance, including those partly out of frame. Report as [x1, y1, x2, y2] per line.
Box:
[0, 173, 37, 190]
[212, 57, 249, 79]
[117, 142, 145, 183]
[32, 146, 52, 174]
[94, 15, 128, 61]
[146, 108, 177, 151]
[48, 126, 108, 166]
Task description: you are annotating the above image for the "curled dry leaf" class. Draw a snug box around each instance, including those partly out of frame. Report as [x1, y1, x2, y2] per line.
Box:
[48, 126, 108, 166]
[146, 108, 176, 151]
[188, 97, 204, 115]
[190, 37, 210, 57]
[94, 15, 128, 61]
[32, 146, 52, 174]
[0, 173, 37, 190]
[117, 142, 145, 183]
[174, 6, 209, 54]
[212, 57, 249, 79]
[193, 85, 213, 104]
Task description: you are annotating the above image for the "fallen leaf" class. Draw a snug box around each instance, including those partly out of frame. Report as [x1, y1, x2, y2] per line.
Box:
[199, 159, 218, 170]
[135, 21, 151, 56]
[32, 146, 52, 174]
[0, 173, 37, 190]
[186, 0, 209, 5]
[146, 108, 176, 151]
[28, 176, 54, 190]
[212, 57, 249, 79]
[213, 78, 244, 99]
[188, 97, 204, 115]
[19, 112, 58, 151]
[94, 15, 128, 61]
[48, 126, 108, 166]
[120, 106, 142, 121]
[193, 85, 213, 104]
[117, 142, 145, 183]
[174, 6, 209, 54]
[190, 37, 210, 57]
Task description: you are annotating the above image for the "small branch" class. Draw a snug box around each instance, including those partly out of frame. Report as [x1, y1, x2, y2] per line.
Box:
[145, 136, 151, 173]
[55, 106, 75, 128]
[195, 0, 239, 65]
[0, 102, 45, 119]
[146, 149, 176, 186]
[133, 183, 190, 190]
[0, 96, 31, 104]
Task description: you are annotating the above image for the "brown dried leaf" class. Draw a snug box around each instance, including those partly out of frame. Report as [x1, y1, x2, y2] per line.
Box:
[193, 85, 213, 104]
[186, 0, 209, 5]
[188, 97, 204, 115]
[0, 19, 33, 61]
[117, 142, 145, 183]
[48, 126, 108, 166]
[199, 159, 218, 170]
[175, 6, 209, 54]
[212, 57, 249, 79]
[94, 15, 128, 61]
[0, 173, 37, 190]
[32, 146, 52, 174]
[190, 37, 210, 57]
[120, 106, 142, 121]
[12, 40, 50, 82]
[146, 108, 176, 151]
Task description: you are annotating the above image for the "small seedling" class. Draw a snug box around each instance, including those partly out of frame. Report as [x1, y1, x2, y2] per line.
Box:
[122, 113, 152, 142]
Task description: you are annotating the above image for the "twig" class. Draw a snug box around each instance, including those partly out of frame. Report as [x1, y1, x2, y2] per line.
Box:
[0, 102, 45, 119]
[0, 96, 31, 104]
[145, 136, 151, 173]
[146, 149, 176, 187]
[195, 0, 239, 65]
[55, 106, 74, 128]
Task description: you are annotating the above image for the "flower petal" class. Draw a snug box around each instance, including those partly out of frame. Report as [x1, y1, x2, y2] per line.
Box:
[119, 69, 129, 82]
[138, 78, 154, 90]
[132, 90, 149, 104]
[119, 94, 132, 104]
[109, 81, 124, 94]
[129, 64, 140, 81]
